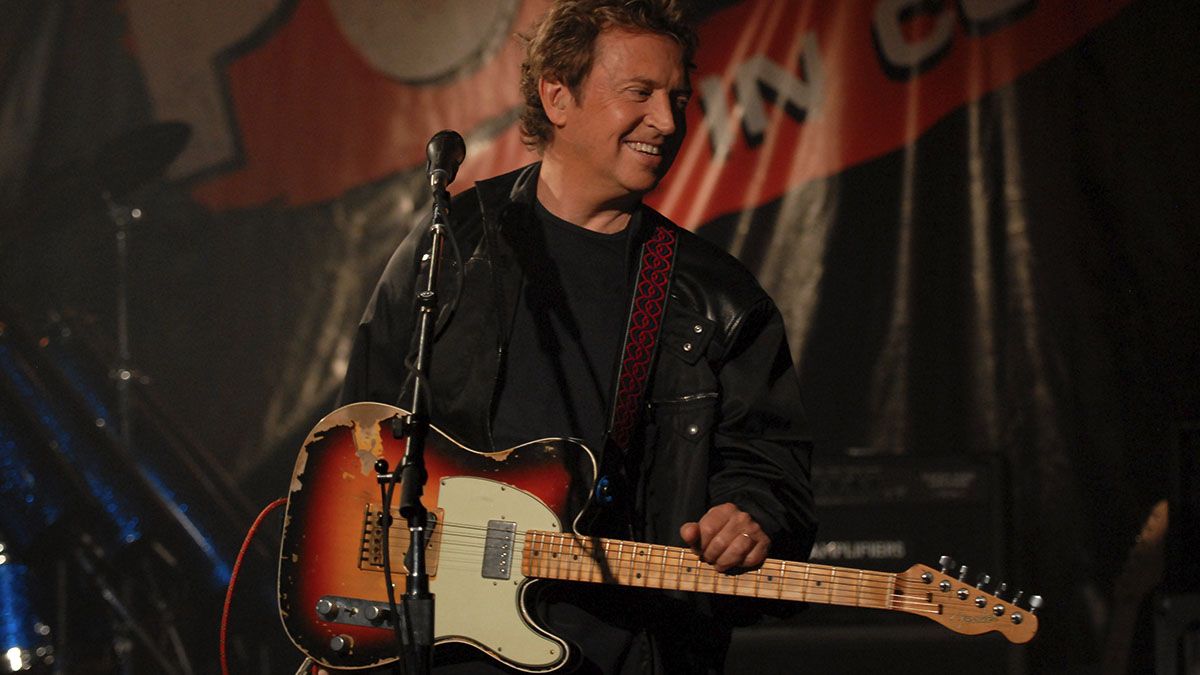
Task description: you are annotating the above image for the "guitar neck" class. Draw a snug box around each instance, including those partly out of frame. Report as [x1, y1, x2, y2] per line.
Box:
[521, 530, 905, 612]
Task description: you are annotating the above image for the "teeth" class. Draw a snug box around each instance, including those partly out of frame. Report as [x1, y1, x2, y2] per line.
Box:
[626, 142, 661, 155]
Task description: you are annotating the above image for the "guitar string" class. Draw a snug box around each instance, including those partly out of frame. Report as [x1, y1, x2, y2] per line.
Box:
[360, 517, 1021, 621]
[377, 521, 905, 589]
[361, 526, 1001, 613]
[376, 521, 937, 595]
[356, 538, 1016, 621]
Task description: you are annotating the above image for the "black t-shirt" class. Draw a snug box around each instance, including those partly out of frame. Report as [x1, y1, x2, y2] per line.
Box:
[490, 201, 630, 455]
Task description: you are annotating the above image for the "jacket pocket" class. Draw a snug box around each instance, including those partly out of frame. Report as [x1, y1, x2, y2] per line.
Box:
[649, 391, 718, 442]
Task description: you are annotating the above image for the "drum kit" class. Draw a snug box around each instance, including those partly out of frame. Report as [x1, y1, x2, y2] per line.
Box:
[0, 121, 264, 673]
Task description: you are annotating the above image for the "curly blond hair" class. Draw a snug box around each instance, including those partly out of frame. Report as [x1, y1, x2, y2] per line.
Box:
[518, 0, 697, 153]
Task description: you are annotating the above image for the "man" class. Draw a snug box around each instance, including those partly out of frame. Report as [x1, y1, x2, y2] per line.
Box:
[341, 1, 816, 672]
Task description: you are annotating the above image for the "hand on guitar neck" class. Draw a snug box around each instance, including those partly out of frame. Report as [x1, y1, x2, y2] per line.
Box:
[680, 502, 771, 572]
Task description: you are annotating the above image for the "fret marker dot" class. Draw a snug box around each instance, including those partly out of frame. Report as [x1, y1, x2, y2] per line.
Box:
[767, 576, 773, 581]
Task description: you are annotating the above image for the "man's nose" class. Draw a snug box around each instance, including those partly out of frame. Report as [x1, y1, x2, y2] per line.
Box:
[646, 91, 677, 136]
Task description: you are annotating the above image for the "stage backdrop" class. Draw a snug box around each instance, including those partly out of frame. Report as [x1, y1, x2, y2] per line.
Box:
[2, 0, 1197, 671]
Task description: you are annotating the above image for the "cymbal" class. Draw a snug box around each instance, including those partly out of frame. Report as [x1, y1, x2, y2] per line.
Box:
[95, 121, 191, 199]
[18, 121, 191, 221]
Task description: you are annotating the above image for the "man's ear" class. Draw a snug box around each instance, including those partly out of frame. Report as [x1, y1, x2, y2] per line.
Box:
[539, 77, 571, 127]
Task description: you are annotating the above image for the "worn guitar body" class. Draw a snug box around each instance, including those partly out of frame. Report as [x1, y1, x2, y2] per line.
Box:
[277, 402, 596, 671]
[279, 403, 1039, 672]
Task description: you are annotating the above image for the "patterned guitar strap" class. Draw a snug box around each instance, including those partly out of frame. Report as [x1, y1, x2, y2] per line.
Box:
[590, 221, 678, 534]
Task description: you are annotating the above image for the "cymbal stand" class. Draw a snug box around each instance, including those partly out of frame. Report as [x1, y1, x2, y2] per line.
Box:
[101, 191, 139, 458]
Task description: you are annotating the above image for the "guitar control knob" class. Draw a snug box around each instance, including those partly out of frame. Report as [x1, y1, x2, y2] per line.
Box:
[938, 555, 956, 574]
[1029, 595, 1044, 614]
[365, 605, 391, 623]
[975, 573, 991, 589]
[316, 598, 339, 619]
[957, 565, 970, 581]
[330, 634, 353, 654]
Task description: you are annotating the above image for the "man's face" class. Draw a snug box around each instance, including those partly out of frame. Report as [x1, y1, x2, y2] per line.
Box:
[550, 28, 690, 203]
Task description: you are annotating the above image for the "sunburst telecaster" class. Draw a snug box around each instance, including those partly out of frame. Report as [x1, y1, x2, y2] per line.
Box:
[277, 402, 1040, 671]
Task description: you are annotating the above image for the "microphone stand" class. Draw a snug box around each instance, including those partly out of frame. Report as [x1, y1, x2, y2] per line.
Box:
[378, 134, 461, 675]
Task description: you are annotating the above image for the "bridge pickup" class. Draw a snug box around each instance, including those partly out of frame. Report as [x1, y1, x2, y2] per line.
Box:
[482, 520, 516, 580]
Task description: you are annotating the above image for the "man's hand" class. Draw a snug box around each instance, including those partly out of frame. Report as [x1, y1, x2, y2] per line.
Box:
[679, 503, 771, 572]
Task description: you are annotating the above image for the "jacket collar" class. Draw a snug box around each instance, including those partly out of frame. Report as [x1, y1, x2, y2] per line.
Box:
[473, 161, 660, 260]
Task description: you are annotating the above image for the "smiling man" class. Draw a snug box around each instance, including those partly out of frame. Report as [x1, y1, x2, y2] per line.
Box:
[341, 1, 817, 672]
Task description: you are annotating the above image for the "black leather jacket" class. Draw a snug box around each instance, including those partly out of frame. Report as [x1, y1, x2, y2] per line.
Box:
[342, 163, 817, 563]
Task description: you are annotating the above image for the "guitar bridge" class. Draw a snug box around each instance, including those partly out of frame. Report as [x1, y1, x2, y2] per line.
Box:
[360, 504, 443, 575]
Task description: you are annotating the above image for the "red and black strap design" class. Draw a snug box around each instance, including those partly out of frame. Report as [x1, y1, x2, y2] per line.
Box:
[608, 223, 678, 451]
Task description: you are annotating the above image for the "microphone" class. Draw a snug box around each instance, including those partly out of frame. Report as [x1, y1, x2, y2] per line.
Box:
[425, 130, 466, 190]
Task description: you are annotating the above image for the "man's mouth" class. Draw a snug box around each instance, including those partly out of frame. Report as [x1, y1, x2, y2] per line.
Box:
[625, 141, 662, 156]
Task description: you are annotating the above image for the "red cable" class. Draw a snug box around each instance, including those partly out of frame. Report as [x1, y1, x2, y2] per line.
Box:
[220, 497, 288, 675]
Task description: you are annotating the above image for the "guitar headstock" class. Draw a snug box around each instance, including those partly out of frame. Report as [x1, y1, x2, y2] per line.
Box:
[896, 557, 1040, 644]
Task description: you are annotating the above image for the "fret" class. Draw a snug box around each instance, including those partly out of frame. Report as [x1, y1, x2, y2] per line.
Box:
[632, 545, 647, 587]
[678, 548, 692, 592]
[616, 541, 626, 584]
[561, 534, 572, 580]
[828, 567, 836, 605]
[579, 537, 597, 583]
[780, 561, 789, 600]
[551, 533, 561, 579]
[856, 569, 864, 606]
[540, 532, 549, 578]
[562, 535, 575, 581]
[531, 531, 542, 577]
[752, 566, 763, 599]
[885, 573, 896, 610]
[662, 538, 672, 586]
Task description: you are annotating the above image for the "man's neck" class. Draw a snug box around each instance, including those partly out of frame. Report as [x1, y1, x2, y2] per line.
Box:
[536, 156, 639, 234]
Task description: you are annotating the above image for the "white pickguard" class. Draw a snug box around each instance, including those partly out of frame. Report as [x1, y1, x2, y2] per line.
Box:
[433, 476, 568, 671]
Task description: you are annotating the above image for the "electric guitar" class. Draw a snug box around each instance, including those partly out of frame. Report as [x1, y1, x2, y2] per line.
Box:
[278, 402, 1040, 672]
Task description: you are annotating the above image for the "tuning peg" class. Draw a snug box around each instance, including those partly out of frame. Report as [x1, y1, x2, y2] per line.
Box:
[958, 565, 970, 581]
[975, 573, 992, 589]
[995, 582, 1009, 599]
[1012, 590, 1025, 606]
[939, 555, 956, 574]
[1028, 595, 1044, 614]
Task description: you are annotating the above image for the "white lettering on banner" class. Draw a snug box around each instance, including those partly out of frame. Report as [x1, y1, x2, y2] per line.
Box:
[809, 540, 908, 561]
[697, 33, 824, 160]
[873, 0, 1039, 78]
[871, 0, 957, 77]
[124, 0, 287, 179]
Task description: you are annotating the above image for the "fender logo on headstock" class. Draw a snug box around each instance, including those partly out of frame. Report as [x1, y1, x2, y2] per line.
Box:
[956, 615, 999, 624]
